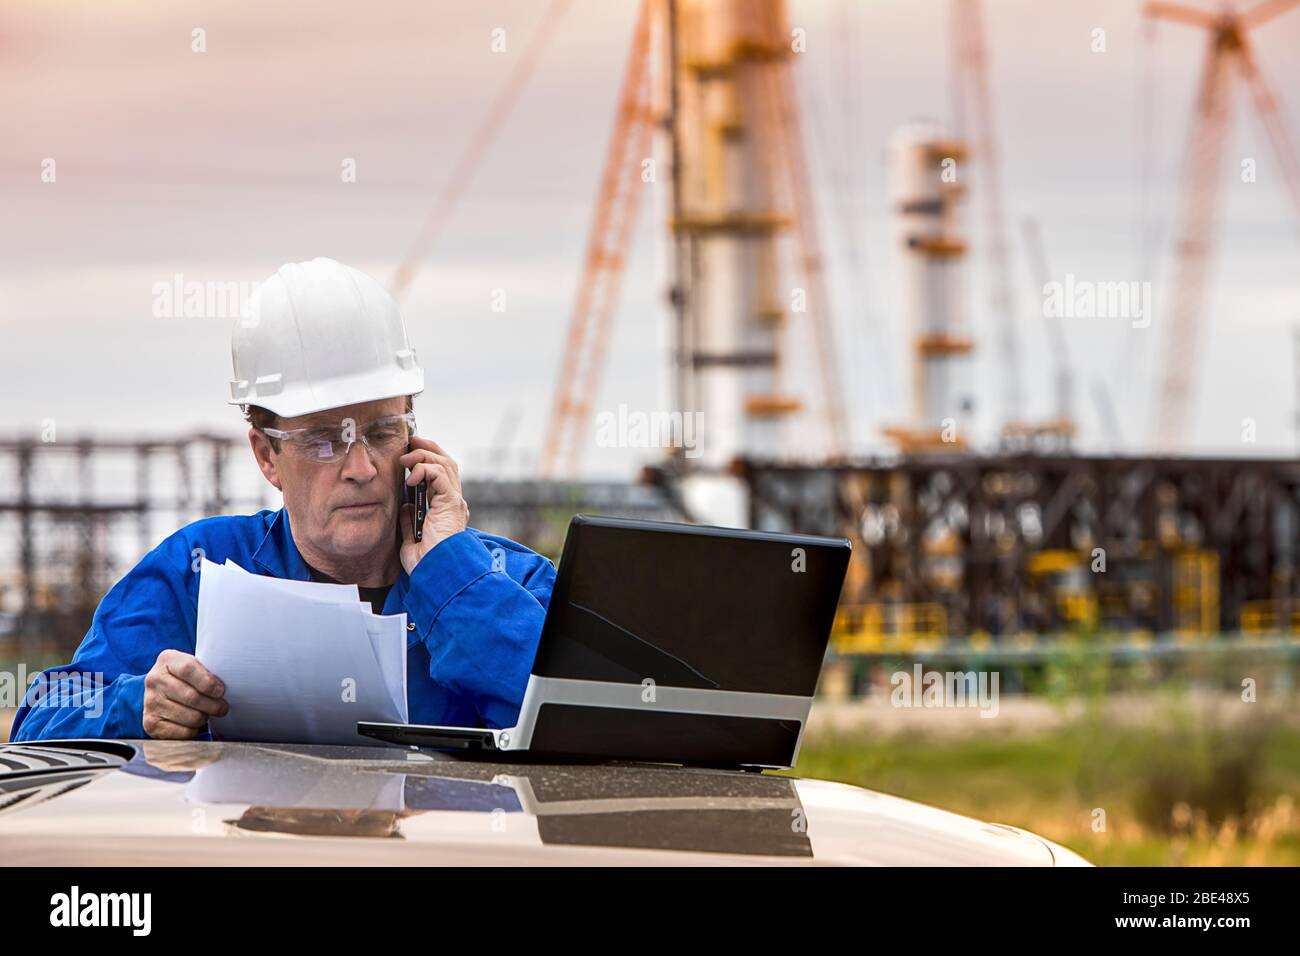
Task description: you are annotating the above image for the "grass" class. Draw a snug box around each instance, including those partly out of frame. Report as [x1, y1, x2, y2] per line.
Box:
[786, 700, 1300, 866]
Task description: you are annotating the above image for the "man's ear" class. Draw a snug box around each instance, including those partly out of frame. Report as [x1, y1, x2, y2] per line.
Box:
[248, 427, 283, 491]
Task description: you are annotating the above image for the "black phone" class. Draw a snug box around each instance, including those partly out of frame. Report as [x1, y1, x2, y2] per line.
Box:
[415, 480, 427, 541]
[405, 448, 427, 543]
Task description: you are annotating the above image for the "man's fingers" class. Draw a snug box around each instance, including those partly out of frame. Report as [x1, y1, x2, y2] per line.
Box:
[142, 712, 200, 741]
[409, 435, 453, 461]
[400, 441, 459, 477]
[145, 689, 210, 729]
[162, 651, 225, 699]
[410, 462, 456, 498]
[149, 650, 227, 715]
[155, 670, 228, 716]
[401, 449, 458, 481]
[144, 649, 225, 740]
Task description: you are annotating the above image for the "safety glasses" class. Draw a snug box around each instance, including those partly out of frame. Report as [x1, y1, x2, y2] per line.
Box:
[261, 412, 416, 464]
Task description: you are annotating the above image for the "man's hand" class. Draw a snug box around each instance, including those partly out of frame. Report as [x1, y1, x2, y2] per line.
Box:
[142, 649, 228, 740]
[399, 436, 470, 574]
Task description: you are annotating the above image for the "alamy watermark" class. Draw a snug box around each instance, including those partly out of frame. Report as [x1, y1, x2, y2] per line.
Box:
[1042, 274, 1152, 329]
[151, 274, 257, 319]
[595, 404, 703, 458]
[50, 886, 151, 936]
[1, 664, 105, 719]
[890, 664, 1000, 718]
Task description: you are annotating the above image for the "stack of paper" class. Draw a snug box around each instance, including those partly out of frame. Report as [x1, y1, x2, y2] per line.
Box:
[195, 558, 408, 746]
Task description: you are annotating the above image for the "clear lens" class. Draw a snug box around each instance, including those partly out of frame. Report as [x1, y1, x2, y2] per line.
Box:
[363, 417, 411, 452]
[311, 439, 340, 461]
[272, 414, 414, 464]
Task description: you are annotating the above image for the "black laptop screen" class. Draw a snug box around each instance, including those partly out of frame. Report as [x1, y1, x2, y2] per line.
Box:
[531, 518, 850, 697]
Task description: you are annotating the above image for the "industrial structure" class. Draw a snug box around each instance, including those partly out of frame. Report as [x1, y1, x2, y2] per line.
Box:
[631, 0, 1300, 647]
[735, 453, 1300, 645]
[0, 435, 683, 658]
[536, 0, 848, 527]
[5, 0, 1300, 664]
[0, 436, 268, 658]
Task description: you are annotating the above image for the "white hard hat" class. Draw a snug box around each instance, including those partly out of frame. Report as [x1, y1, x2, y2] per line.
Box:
[229, 257, 424, 419]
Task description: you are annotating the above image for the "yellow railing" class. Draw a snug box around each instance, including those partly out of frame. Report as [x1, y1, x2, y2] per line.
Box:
[1240, 600, 1300, 636]
[832, 603, 949, 654]
[1173, 550, 1220, 638]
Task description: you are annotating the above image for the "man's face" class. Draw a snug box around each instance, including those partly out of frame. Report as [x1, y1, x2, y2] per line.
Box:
[250, 396, 409, 560]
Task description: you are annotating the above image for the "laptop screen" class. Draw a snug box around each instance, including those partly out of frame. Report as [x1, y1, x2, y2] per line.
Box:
[532, 518, 850, 697]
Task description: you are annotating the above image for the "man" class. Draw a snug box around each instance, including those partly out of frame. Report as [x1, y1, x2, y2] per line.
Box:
[11, 257, 555, 741]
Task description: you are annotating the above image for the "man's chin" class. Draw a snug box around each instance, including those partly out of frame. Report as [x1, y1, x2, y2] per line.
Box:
[324, 510, 392, 555]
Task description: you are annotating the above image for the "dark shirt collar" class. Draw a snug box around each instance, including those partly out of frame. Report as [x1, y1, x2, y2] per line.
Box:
[252, 507, 407, 614]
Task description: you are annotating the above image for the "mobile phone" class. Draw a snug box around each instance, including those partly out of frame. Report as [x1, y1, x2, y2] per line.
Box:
[413, 479, 427, 542]
[405, 446, 427, 543]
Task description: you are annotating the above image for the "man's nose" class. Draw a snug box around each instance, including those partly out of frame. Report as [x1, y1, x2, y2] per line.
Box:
[338, 441, 379, 481]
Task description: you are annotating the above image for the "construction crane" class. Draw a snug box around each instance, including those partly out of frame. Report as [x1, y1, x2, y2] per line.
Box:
[1022, 217, 1133, 452]
[1147, 0, 1300, 451]
[540, 0, 850, 479]
[1019, 218, 1075, 446]
[538, 0, 656, 479]
[950, 0, 1024, 433]
[389, 0, 571, 302]
[769, 53, 851, 459]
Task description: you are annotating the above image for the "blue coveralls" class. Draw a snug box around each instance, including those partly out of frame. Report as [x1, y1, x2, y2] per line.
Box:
[9, 507, 555, 741]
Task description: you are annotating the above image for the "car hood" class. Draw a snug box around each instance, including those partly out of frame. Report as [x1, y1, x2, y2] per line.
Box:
[0, 740, 1089, 866]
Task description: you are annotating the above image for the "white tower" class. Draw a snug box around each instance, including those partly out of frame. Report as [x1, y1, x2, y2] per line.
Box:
[668, 0, 799, 526]
[884, 122, 975, 450]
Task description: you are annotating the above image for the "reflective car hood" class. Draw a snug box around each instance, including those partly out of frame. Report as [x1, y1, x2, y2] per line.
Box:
[0, 741, 1088, 866]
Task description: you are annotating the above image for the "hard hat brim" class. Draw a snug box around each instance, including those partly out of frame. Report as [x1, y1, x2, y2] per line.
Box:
[229, 367, 425, 420]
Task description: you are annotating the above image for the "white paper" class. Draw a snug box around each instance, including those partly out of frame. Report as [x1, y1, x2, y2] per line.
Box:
[195, 558, 408, 745]
[362, 610, 409, 720]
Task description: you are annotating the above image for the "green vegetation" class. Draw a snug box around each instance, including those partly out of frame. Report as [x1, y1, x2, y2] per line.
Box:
[788, 698, 1300, 866]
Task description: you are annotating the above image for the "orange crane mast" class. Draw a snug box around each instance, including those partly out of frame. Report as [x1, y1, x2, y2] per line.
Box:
[538, 0, 657, 479]
[768, 59, 850, 458]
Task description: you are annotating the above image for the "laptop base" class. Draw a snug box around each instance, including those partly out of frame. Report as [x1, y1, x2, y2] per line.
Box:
[357, 722, 501, 752]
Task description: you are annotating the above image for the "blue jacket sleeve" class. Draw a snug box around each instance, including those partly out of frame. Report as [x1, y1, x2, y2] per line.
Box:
[10, 533, 197, 742]
[402, 530, 555, 729]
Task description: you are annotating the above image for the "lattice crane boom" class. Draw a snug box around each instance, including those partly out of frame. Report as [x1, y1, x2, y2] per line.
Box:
[952, 0, 1023, 429]
[769, 60, 850, 457]
[1147, 0, 1300, 451]
[538, 0, 656, 479]
[390, 0, 571, 303]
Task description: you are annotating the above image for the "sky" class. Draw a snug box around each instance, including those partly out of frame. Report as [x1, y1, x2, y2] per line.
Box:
[3, 0, 1300, 485]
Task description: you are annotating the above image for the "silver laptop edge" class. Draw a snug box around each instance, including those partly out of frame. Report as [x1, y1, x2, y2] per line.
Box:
[486, 674, 813, 768]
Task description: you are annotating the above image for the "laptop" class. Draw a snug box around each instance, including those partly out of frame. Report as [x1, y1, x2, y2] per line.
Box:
[357, 514, 851, 769]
